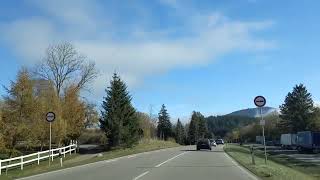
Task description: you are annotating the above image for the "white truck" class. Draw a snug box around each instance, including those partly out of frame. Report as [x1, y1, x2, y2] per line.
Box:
[280, 133, 297, 149]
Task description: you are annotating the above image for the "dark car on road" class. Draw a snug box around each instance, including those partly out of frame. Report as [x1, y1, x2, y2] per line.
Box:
[197, 139, 212, 151]
[216, 139, 224, 145]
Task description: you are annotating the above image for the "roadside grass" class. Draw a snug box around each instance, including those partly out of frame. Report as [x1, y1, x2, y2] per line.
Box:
[224, 144, 318, 180]
[0, 139, 179, 180]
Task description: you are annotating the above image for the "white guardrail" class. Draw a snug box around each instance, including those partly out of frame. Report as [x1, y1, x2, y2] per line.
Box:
[0, 141, 77, 175]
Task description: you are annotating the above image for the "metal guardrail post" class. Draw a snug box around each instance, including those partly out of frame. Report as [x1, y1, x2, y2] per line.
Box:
[0, 160, 2, 175]
[64, 147, 66, 158]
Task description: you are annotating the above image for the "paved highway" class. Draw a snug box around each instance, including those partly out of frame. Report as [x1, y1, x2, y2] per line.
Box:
[19, 146, 258, 180]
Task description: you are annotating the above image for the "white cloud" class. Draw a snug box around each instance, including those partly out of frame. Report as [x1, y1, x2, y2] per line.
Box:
[1, 17, 57, 61]
[0, 0, 275, 100]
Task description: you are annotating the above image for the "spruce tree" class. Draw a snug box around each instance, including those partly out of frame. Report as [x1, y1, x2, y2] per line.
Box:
[100, 73, 139, 147]
[175, 119, 185, 145]
[279, 84, 314, 133]
[188, 111, 199, 144]
[197, 112, 208, 138]
[157, 104, 172, 140]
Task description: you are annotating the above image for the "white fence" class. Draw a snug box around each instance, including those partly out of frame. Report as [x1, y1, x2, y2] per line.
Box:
[0, 141, 77, 175]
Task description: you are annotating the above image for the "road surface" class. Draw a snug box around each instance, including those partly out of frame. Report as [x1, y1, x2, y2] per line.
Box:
[19, 145, 258, 180]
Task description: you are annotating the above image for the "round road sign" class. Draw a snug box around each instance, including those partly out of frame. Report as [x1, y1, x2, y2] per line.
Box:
[46, 112, 56, 122]
[254, 96, 266, 107]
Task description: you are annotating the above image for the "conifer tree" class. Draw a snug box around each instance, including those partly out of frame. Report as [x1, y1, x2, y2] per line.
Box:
[157, 104, 172, 140]
[279, 84, 314, 133]
[100, 73, 139, 147]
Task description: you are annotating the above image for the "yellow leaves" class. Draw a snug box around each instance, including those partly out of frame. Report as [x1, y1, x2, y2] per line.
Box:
[62, 86, 86, 140]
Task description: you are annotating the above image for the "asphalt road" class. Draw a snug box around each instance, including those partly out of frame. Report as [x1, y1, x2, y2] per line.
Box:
[19, 145, 258, 180]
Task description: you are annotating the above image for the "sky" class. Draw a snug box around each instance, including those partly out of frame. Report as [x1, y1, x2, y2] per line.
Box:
[1, 0, 320, 122]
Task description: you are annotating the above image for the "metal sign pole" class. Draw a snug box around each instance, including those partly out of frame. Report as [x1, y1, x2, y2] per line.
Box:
[49, 122, 52, 166]
[260, 107, 267, 164]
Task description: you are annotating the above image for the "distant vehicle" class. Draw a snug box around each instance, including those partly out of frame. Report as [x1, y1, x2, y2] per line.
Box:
[196, 139, 212, 151]
[256, 136, 263, 144]
[273, 140, 281, 146]
[297, 131, 320, 153]
[266, 141, 274, 146]
[215, 139, 224, 145]
[209, 139, 217, 147]
[280, 133, 297, 149]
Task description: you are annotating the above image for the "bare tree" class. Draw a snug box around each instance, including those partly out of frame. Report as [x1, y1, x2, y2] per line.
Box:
[36, 42, 98, 96]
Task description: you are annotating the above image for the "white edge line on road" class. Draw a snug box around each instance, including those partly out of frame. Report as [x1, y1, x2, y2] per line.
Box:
[127, 154, 137, 158]
[133, 171, 149, 180]
[155, 152, 189, 168]
[16, 146, 181, 180]
[224, 153, 260, 180]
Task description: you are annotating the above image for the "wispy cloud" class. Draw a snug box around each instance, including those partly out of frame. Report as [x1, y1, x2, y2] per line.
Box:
[0, 0, 275, 100]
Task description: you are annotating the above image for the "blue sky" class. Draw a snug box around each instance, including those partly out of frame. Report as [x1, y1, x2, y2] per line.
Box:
[1, 0, 320, 122]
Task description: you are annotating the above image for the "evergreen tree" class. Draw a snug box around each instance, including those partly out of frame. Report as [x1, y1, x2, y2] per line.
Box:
[175, 119, 185, 145]
[157, 104, 172, 140]
[100, 73, 139, 147]
[279, 84, 314, 133]
[188, 111, 199, 144]
[310, 107, 320, 131]
[197, 112, 208, 138]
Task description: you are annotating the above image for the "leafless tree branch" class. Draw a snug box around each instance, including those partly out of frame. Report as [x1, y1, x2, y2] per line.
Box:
[34, 42, 98, 96]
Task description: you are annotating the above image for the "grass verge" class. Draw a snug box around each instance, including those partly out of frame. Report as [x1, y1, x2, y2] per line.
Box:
[224, 144, 318, 180]
[0, 139, 179, 180]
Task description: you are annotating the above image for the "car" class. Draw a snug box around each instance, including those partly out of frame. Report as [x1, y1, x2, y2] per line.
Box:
[209, 139, 217, 147]
[197, 139, 212, 150]
[216, 139, 224, 145]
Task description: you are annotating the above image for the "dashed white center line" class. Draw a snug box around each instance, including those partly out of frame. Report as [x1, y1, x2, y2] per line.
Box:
[133, 171, 149, 180]
[155, 152, 189, 168]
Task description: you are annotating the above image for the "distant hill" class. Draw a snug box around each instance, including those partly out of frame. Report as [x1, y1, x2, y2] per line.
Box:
[206, 115, 257, 138]
[227, 107, 278, 118]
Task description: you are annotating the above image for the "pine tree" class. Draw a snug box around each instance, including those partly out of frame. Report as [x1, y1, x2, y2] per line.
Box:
[188, 111, 199, 145]
[187, 111, 208, 144]
[197, 112, 208, 138]
[175, 119, 185, 145]
[279, 84, 314, 133]
[100, 73, 139, 147]
[157, 104, 172, 140]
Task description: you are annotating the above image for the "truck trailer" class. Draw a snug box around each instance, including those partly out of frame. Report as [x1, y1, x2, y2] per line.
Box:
[280, 133, 297, 149]
[297, 131, 320, 153]
[256, 136, 263, 144]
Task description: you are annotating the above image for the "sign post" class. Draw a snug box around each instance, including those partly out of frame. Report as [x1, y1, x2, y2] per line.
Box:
[254, 96, 267, 164]
[46, 112, 55, 166]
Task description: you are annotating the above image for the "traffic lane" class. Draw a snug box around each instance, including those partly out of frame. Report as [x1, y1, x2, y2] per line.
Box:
[139, 145, 257, 180]
[20, 146, 192, 180]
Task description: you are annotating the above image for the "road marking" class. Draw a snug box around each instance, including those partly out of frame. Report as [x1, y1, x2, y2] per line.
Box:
[127, 154, 137, 158]
[224, 153, 259, 180]
[133, 171, 149, 180]
[17, 146, 182, 180]
[155, 152, 188, 168]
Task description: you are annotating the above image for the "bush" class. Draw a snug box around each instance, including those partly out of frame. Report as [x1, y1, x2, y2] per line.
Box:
[78, 129, 107, 145]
